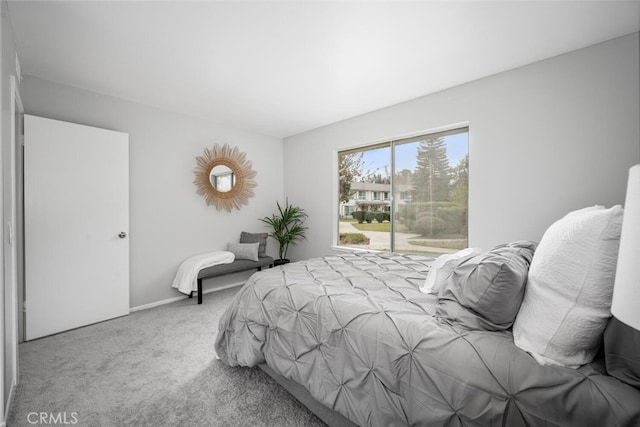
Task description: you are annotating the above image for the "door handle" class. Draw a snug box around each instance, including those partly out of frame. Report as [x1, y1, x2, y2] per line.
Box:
[118, 232, 127, 239]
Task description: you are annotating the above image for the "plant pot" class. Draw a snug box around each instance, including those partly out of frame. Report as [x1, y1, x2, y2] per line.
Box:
[273, 259, 290, 266]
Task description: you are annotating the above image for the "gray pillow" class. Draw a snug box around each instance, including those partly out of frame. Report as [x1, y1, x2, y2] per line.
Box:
[240, 232, 268, 258]
[227, 242, 260, 262]
[436, 241, 536, 331]
[604, 316, 640, 388]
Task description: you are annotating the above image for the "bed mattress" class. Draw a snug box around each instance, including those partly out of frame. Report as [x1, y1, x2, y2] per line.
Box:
[215, 252, 640, 426]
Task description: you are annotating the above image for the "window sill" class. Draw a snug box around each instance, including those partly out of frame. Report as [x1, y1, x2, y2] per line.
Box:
[330, 245, 382, 254]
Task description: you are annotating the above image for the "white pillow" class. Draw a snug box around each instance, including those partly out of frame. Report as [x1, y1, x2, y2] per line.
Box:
[513, 205, 624, 368]
[420, 247, 483, 294]
[227, 242, 260, 262]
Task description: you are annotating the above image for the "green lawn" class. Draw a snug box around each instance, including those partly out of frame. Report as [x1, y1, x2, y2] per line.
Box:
[340, 220, 467, 252]
[348, 221, 408, 233]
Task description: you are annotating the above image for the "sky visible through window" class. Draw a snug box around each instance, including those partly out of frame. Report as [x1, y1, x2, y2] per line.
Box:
[361, 133, 468, 176]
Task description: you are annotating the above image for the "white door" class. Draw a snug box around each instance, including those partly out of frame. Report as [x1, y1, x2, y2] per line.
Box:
[24, 115, 129, 340]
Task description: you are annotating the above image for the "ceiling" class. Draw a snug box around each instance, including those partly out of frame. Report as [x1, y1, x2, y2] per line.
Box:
[7, 1, 640, 139]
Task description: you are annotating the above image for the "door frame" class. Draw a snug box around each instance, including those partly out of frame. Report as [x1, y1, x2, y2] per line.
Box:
[12, 75, 23, 348]
[2, 75, 22, 423]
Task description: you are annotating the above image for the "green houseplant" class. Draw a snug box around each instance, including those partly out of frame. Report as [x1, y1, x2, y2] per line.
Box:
[260, 199, 308, 265]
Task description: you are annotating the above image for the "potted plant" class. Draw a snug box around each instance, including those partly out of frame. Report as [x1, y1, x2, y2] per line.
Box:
[260, 199, 308, 266]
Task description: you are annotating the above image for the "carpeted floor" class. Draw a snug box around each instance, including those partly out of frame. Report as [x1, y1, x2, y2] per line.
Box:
[7, 286, 326, 427]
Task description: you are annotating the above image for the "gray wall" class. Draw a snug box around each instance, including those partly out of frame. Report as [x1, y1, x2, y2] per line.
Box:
[22, 77, 284, 308]
[283, 33, 640, 260]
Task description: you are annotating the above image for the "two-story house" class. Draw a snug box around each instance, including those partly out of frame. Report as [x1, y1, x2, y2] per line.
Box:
[340, 182, 413, 218]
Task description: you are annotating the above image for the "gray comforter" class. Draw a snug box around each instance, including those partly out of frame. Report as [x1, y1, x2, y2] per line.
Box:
[215, 252, 640, 426]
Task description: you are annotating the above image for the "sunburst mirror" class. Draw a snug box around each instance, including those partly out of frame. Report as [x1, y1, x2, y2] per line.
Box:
[193, 144, 257, 211]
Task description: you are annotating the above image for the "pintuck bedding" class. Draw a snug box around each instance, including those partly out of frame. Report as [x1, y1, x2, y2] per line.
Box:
[214, 250, 640, 426]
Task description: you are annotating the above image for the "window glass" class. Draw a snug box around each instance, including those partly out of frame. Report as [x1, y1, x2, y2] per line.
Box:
[338, 128, 468, 255]
[338, 144, 391, 251]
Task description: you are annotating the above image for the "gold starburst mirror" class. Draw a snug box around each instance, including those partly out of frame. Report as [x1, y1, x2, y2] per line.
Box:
[193, 144, 257, 211]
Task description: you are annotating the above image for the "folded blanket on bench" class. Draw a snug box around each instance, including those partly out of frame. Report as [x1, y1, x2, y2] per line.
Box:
[171, 251, 235, 295]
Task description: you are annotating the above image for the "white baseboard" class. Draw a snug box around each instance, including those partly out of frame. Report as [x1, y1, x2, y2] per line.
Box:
[129, 295, 185, 312]
[129, 281, 245, 313]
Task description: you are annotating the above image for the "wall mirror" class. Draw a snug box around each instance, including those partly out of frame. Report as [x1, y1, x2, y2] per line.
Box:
[210, 165, 235, 192]
[193, 144, 257, 211]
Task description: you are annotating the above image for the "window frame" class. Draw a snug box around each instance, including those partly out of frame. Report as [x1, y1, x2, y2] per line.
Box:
[333, 123, 470, 252]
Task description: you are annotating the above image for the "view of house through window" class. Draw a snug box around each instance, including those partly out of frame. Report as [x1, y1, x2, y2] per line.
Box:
[338, 127, 469, 255]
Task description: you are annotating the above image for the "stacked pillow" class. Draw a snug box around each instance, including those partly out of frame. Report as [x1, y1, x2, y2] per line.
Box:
[420, 247, 483, 294]
[428, 205, 624, 368]
[513, 205, 624, 368]
[604, 317, 640, 387]
[240, 231, 268, 258]
[227, 242, 260, 261]
[435, 241, 537, 331]
[226, 231, 269, 262]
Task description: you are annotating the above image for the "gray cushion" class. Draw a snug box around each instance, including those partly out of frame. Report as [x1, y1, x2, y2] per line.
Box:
[198, 256, 273, 278]
[240, 231, 268, 258]
[436, 241, 536, 331]
[228, 242, 259, 261]
[604, 316, 640, 388]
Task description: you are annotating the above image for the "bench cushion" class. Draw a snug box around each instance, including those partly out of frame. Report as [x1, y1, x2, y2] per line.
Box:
[197, 256, 274, 279]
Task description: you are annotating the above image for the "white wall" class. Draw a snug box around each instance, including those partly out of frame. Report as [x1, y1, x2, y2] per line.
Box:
[22, 77, 284, 308]
[283, 33, 640, 260]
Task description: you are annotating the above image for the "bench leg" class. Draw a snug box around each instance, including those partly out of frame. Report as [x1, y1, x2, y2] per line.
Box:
[189, 291, 193, 298]
[197, 278, 203, 304]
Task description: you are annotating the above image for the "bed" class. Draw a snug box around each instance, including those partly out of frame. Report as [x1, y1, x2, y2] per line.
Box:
[215, 208, 640, 426]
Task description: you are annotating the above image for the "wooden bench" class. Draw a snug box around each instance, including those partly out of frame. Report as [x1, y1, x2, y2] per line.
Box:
[189, 256, 274, 304]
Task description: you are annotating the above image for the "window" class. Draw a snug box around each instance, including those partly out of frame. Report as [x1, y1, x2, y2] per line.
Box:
[338, 127, 469, 255]
[342, 205, 355, 217]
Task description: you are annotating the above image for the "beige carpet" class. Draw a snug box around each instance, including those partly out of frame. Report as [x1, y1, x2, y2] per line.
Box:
[8, 286, 326, 426]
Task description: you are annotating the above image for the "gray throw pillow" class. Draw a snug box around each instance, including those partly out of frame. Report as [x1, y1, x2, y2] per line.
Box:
[436, 241, 536, 331]
[240, 232, 268, 258]
[604, 316, 640, 388]
[227, 242, 260, 262]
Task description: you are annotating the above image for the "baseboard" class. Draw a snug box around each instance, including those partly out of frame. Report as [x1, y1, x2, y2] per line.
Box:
[129, 281, 245, 312]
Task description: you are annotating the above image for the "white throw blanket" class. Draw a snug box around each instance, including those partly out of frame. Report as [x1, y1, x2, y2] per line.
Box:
[171, 251, 235, 295]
